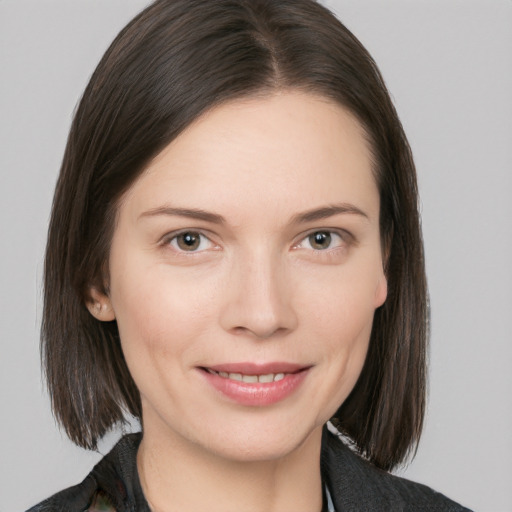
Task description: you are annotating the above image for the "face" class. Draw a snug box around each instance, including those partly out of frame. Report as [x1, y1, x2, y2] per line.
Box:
[91, 91, 387, 462]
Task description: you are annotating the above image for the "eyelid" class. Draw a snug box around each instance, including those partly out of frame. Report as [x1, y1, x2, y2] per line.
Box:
[292, 228, 354, 250]
[160, 229, 219, 253]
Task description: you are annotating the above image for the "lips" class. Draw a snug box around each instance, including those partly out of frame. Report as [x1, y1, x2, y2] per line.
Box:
[206, 361, 307, 375]
[199, 362, 310, 406]
[206, 369, 287, 383]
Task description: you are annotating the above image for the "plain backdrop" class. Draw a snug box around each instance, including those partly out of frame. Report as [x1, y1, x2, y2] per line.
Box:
[1, 1, 511, 511]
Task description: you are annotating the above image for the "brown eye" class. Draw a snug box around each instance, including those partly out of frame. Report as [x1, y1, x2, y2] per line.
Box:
[167, 231, 217, 254]
[175, 232, 201, 251]
[308, 231, 332, 250]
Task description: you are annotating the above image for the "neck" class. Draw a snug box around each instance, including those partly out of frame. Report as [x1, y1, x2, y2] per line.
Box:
[137, 415, 324, 512]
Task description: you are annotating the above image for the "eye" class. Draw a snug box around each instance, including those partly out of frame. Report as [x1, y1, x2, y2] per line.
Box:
[296, 230, 346, 251]
[168, 231, 215, 252]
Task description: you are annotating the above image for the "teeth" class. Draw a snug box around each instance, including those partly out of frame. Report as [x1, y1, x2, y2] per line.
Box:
[210, 370, 288, 383]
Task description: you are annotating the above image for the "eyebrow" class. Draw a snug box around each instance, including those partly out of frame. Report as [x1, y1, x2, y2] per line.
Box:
[139, 202, 368, 226]
[290, 203, 369, 224]
[138, 207, 226, 224]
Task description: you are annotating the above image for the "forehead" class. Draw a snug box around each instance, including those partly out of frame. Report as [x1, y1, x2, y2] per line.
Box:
[120, 91, 378, 223]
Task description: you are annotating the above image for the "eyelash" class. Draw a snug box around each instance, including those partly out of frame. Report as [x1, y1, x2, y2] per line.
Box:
[163, 230, 217, 253]
[161, 228, 352, 255]
[293, 230, 351, 252]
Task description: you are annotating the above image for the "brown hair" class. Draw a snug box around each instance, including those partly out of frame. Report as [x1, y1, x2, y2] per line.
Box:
[43, 0, 427, 471]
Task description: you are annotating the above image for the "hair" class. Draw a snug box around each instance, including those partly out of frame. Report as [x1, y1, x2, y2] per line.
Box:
[43, 0, 427, 471]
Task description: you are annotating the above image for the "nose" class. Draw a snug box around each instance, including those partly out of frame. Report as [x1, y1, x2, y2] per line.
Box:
[219, 249, 298, 339]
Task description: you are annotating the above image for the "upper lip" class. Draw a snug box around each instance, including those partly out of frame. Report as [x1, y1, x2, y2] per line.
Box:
[203, 362, 310, 375]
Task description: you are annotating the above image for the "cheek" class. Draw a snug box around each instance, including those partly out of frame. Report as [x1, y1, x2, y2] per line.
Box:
[302, 265, 380, 408]
[302, 260, 381, 341]
[108, 258, 220, 376]
[316, 291, 374, 380]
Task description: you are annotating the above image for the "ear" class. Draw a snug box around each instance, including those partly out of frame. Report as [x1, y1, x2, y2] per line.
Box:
[375, 228, 391, 308]
[86, 287, 116, 321]
[374, 272, 388, 309]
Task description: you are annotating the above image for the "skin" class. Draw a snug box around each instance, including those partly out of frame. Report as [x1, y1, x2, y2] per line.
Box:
[90, 91, 387, 512]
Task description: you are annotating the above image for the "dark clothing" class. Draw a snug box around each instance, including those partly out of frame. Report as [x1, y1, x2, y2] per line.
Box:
[28, 429, 472, 512]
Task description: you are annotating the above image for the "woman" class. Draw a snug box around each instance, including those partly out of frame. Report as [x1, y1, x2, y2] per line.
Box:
[29, 0, 471, 511]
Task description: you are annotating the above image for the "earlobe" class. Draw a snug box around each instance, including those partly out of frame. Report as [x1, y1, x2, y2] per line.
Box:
[87, 287, 116, 321]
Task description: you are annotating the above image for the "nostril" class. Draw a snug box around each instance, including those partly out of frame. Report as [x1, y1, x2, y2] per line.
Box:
[231, 325, 282, 339]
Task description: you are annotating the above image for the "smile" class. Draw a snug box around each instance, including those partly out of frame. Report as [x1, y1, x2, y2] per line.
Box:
[200, 363, 311, 406]
[206, 369, 287, 383]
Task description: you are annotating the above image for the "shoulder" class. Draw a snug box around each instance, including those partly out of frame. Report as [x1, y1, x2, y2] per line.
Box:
[26, 434, 142, 512]
[321, 429, 473, 512]
[26, 476, 100, 512]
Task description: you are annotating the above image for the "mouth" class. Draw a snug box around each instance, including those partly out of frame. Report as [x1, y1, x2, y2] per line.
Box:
[204, 368, 291, 383]
[198, 362, 311, 406]
[200, 361, 309, 382]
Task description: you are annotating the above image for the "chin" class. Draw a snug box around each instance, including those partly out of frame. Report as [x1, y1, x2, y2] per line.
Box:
[192, 417, 324, 464]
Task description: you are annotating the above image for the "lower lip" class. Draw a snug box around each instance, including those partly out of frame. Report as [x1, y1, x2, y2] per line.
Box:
[200, 369, 309, 406]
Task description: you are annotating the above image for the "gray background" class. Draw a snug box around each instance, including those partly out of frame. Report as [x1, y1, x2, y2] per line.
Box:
[1, 1, 511, 510]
